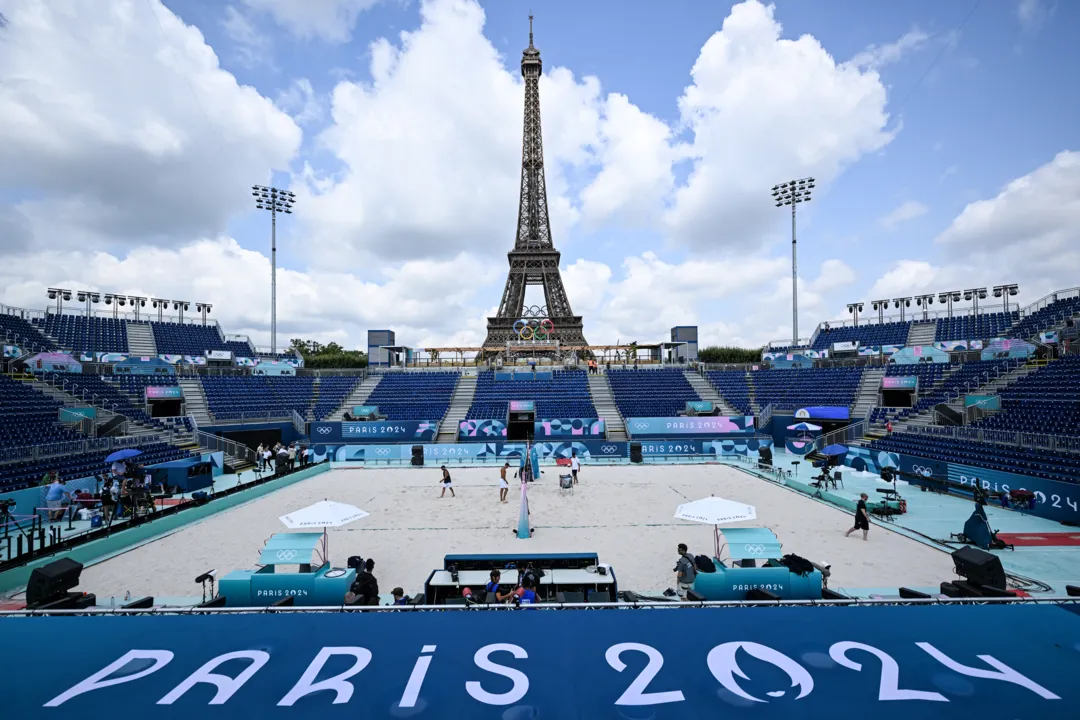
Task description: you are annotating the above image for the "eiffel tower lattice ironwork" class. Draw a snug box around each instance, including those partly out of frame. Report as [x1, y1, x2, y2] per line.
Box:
[484, 17, 587, 353]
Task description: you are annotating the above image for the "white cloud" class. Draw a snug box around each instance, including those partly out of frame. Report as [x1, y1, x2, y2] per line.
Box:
[880, 200, 929, 230]
[848, 28, 930, 70]
[241, 0, 382, 44]
[221, 4, 273, 68]
[0, 0, 301, 251]
[1017, 0, 1054, 32]
[277, 78, 324, 125]
[663, 0, 894, 252]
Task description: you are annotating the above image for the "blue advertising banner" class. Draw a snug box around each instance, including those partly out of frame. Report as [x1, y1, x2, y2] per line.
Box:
[459, 419, 507, 440]
[309, 421, 438, 443]
[881, 376, 918, 390]
[964, 394, 1001, 410]
[982, 338, 1036, 360]
[794, 406, 850, 421]
[59, 407, 97, 422]
[638, 439, 705, 455]
[686, 401, 714, 413]
[534, 418, 605, 438]
[627, 416, 755, 438]
[3, 605, 1078, 719]
[351, 405, 378, 417]
[146, 386, 184, 400]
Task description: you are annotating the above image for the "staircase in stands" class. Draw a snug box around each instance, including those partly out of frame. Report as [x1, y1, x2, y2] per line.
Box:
[906, 320, 937, 346]
[588, 373, 627, 440]
[177, 377, 213, 426]
[436, 373, 477, 443]
[851, 367, 885, 422]
[746, 371, 760, 414]
[126, 322, 157, 355]
[683, 370, 738, 415]
[327, 375, 381, 421]
[894, 361, 1036, 431]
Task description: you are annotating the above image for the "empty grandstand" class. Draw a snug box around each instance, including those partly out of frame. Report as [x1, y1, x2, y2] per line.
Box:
[364, 371, 459, 421]
[152, 321, 247, 356]
[201, 376, 316, 422]
[934, 311, 1018, 342]
[0, 312, 57, 351]
[0, 441, 193, 492]
[0, 375, 78, 448]
[812, 321, 910, 349]
[312, 376, 362, 420]
[705, 370, 753, 415]
[748, 367, 863, 411]
[608, 368, 699, 417]
[466, 369, 595, 420]
[972, 356, 1080, 436]
[1009, 293, 1080, 340]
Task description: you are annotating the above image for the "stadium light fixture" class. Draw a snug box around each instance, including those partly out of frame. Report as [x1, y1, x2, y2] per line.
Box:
[253, 184, 296, 355]
[151, 298, 170, 323]
[914, 293, 935, 321]
[128, 296, 147, 322]
[892, 297, 912, 323]
[937, 290, 962, 318]
[870, 299, 889, 324]
[846, 302, 864, 327]
[196, 302, 213, 326]
[47, 288, 71, 314]
[172, 300, 191, 323]
[962, 287, 988, 318]
[992, 284, 1019, 314]
[771, 177, 814, 346]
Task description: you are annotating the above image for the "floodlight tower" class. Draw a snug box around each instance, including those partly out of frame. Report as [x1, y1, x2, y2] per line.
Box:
[252, 185, 296, 354]
[846, 302, 864, 327]
[938, 290, 962, 318]
[892, 297, 912, 322]
[772, 177, 815, 346]
[993, 284, 1019, 314]
[870, 299, 890, 324]
[914, 293, 935, 320]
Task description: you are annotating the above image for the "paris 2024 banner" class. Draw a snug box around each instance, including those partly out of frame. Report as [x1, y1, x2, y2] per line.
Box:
[6, 603, 1080, 718]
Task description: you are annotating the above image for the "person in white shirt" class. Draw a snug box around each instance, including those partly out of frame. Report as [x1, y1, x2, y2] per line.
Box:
[570, 451, 581, 484]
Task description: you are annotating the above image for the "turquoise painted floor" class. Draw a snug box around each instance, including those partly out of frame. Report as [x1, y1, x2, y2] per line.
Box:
[771, 449, 1080, 596]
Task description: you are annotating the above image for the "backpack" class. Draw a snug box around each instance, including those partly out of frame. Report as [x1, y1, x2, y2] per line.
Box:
[694, 555, 716, 573]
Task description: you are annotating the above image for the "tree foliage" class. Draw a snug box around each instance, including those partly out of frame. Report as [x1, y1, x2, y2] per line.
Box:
[697, 345, 762, 364]
[289, 338, 368, 369]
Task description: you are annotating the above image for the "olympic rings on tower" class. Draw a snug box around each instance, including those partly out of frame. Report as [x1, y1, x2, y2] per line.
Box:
[515, 317, 554, 341]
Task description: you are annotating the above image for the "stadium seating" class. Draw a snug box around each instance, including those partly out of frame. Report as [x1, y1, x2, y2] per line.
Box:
[705, 370, 753, 415]
[608, 369, 699, 418]
[200, 376, 316, 421]
[934, 311, 1018, 342]
[151, 322, 234, 356]
[0, 441, 193, 493]
[867, 432, 1080, 485]
[365, 372, 459, 421]
[47, 374, 165, 429]
[1008, 295, 1080, 340]
[0, 312, 57, 351]
[466, 370, 595, 420]
[32, 314, 128, 352]
[749, 367, 863, 410]
[811, 321, 910, 350]
[971, 357, 1080, 437]
[312, 376, 362, 420]
[0, 375, 79, 448]
[870, 363, 952, 424]
[889, 360, 1015, 422]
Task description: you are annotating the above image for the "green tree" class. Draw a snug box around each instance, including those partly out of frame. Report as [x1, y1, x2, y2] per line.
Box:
[698, 346, 763, 364]
[289, 338, 368, 369]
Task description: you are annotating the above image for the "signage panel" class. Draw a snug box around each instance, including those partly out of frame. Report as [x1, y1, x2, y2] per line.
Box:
[145, 386, 184, 400]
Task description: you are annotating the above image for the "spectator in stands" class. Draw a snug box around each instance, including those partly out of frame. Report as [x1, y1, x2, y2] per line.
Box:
[45, 476, 71, 521]
[675, 543, 697, 599]
[845, 493, 871, 541]
[439, 466, 455, 498]
[886, 420, 893, 435]
[40, 470, 59, 487]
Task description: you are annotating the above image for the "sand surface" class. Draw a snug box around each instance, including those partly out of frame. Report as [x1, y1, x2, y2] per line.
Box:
[78, 464, 955, 600]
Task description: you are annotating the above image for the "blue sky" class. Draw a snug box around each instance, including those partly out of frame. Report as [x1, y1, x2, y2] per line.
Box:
[1, 0, 1077, 349]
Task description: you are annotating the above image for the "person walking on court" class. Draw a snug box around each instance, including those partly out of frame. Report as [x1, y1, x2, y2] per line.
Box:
[675, 543, 697, 599]
[439, 465, 455, 498]
[499, 462, 510, 503]
[846, 493, 871, 540]
[570, 450, 581, 485]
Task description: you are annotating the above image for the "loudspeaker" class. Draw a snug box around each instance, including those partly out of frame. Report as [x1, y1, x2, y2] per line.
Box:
[951, 546, 1006, 590]
[899, 587, 931, 599]
[630, 442, 642, 463]
[27, 558, 83, 606]
[343, 412, 354, 421]
[411, 445, 424, 467]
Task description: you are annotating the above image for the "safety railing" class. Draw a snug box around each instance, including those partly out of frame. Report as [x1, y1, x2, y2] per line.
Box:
[0, 435, 160, 465]
[291, 409, 307, 435]
[204, 411, 292, 424]
[816, 420, 870, 450]
[904, 424, 1080, 454]
[194, 430, 256, 464]
[758, 403, 774, 429]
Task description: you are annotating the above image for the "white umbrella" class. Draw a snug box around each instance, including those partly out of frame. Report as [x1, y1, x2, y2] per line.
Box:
[279, 500, 369, 564]
[674, 496, 757, 558]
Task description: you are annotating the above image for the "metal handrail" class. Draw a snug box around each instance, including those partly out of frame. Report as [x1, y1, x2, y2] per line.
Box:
[903, 424, 1080, 454]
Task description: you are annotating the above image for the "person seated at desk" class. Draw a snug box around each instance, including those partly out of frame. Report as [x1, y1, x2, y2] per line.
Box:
[347, 559, 379, 605]
[485, 570, 514, 603]
[391, 587, 408, 606]
[71, 489, 98, 511]
[513, 576, 539, 607]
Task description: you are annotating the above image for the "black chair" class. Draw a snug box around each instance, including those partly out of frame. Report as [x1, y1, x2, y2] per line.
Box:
[557, 591, 585, 604]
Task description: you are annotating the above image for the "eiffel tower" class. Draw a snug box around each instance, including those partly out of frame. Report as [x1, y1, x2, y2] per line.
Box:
[483, 17, 587, 354]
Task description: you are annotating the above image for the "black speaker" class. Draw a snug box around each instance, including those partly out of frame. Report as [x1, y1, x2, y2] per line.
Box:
[27, 558, 83, 606]
[411, 445, 424, 467]
[952, 546, 1006, 590]
[630, 442, 642, 463]
[343, 412, 354, 421]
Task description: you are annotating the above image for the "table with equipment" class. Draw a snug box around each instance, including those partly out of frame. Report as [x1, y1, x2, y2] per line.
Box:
[692, 527, 823, 601]
[218, 532, 356, 607]
[424, 552, 617, 605]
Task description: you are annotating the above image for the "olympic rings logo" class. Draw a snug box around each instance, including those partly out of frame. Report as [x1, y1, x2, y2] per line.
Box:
[601, 445, 618, 454]
[513, 318, 554, 341]
[743, 544, 765, 556]
[276, 549, 298, 561]
[911, 466, 934, 477]
[633, 422, 650, 430]
[375, 448, 391, 456]
[317, 426, 332, 435]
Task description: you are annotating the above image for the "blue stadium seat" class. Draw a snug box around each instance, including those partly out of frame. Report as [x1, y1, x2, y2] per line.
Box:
[150, 322, 249, 356]
[812, 321, 910, 350]
[466, 370, 595, 420]
[705, 370, 752, 415]
[971, 356, 1080, 437]
[1009, 296, 1080, 340]
[0, 312, 57, 351]
[0, 441, 194, 492]
[32, 314, 128, 353]
[367, 372, 459, 421]
[749, 367, 863, 410]
[313, 377, 362, 420]
[201, 376, 316, 421]
[608, 369, 698, 418]
[934, 311, 1019, 342]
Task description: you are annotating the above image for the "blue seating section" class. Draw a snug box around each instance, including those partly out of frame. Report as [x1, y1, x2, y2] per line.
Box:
[225, 340, 255, 356]
[870, 363, 952, 424]
[811, 321, 910, 350]
[33, 314, 128, 352]
[934, 311, 1018, 342]
[49, 374, 165, 429]
[0, 376, 78, 447]
[200, 376, 315, 421]
[972, 357, 1080, 437]
[893, 360, 1011, 421]
[1009, 296, 1080, 340]
[466, 370, 595, 420]
[366, 372, 459, 421]
[151, 322, 233, 355]
[0, 312, 57, 351]
[111, 374, 179, 398]
[608, 369, 699, 418]
[313, 377, 362, 420]
[705, 371, 752, 415]
[749, 367, 863, 410]
[868, 433, 1080, 485]
[0, 441, 193, 492]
